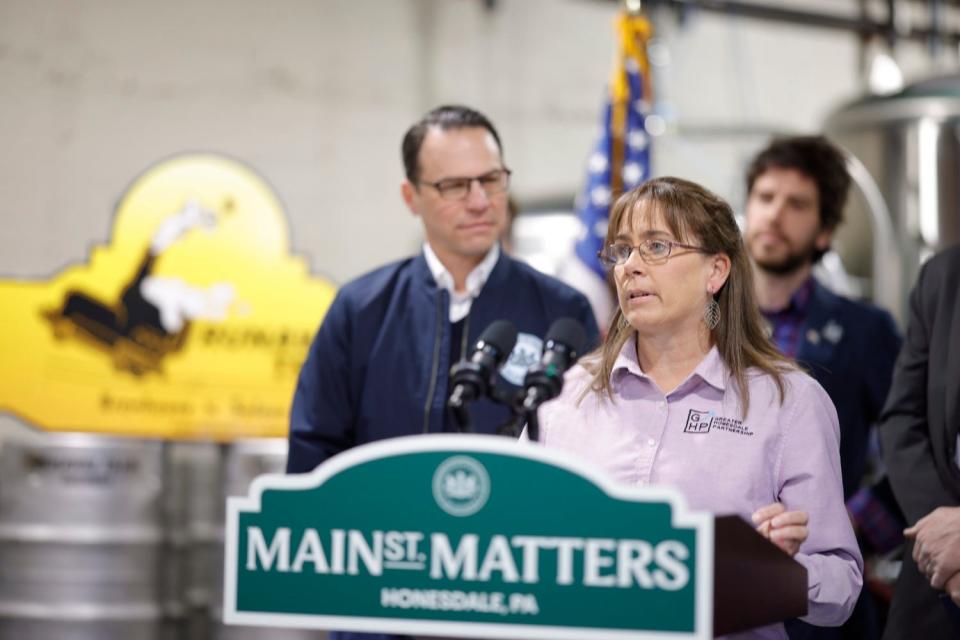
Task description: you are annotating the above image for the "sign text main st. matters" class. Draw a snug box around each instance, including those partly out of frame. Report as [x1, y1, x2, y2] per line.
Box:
[225, 435, 713, 639]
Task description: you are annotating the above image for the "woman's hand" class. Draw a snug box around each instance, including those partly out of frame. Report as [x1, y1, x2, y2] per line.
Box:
[752, 502, 809, 557]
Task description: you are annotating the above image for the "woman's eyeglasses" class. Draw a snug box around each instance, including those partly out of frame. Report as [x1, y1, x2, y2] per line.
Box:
[598, 239, 707, 268]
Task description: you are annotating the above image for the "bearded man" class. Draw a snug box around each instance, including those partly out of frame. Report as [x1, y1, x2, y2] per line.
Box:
[744, 136, 902, 640]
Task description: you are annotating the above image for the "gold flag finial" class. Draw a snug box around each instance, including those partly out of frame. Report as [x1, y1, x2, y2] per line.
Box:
[623, 0, 642, 15]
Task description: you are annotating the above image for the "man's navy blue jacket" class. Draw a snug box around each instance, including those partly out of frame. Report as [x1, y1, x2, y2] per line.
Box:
[784, 281, 902, 640]
[287, 250, 599, 474]
[795, 280, 902, 501]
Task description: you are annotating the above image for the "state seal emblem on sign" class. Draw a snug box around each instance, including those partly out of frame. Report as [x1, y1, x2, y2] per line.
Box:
[432, 455, 490, 517]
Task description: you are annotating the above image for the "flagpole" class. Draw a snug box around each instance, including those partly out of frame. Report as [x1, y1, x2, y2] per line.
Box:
[561, 1, 654, 331]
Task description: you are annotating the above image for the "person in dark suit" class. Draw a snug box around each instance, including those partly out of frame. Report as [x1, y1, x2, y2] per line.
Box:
[880, 245, 960, 639]
[744, 136, 904, 640]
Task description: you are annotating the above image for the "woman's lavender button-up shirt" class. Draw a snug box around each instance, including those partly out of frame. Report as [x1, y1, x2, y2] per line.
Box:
[535, 340, 863, 639]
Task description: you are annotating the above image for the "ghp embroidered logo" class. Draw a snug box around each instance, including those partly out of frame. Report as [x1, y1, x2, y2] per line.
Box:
[683, 410, 713, 433]
[683, 409, 753, 437]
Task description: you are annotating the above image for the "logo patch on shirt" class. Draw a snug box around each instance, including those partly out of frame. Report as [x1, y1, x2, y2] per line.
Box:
[683, 409, 753, 436]
[684, 409, 713, 433]
[499, 332, 543, 386]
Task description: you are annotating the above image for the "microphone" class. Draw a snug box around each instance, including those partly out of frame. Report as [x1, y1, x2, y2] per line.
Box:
[447, 320, 519, 426]
[521, 318, 587, 412]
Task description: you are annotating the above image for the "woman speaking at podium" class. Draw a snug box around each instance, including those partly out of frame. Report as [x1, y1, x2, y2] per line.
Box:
[534, 177, 862, 637]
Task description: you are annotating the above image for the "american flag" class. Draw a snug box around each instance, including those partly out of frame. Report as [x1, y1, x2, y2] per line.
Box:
[563, 12, 653, 330]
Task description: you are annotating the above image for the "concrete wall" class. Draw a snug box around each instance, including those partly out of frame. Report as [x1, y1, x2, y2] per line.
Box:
[0, 0, 955, 438]
[0, 0, 621, 286]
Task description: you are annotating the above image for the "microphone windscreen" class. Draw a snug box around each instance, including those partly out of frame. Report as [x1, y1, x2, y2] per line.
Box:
[545, 317, 586, 355]
[478, 320, 518, 360]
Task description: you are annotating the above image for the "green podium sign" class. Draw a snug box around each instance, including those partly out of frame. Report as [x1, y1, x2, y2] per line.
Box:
[224, 434, 713, 638]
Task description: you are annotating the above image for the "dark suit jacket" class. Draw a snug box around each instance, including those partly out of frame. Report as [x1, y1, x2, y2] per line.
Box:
[784, 281, 901, 640]
[797, 281, 902, 501]
[880, 246, 960, 640]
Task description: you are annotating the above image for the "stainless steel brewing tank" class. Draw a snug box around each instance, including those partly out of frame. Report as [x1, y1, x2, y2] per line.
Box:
[824, 74, 960, 324]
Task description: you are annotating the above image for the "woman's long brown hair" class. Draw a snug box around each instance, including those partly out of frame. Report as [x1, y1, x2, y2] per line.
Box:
[584, 176, 792, 416]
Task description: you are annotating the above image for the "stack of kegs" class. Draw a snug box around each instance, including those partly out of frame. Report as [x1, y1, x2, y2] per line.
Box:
[200, 437, 326, 640]
[0, 433, 167, 639]
[0, 433, 327, 639]
[166, 440, 224, 639]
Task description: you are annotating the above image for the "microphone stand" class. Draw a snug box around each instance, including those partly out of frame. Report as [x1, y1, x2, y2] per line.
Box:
[522, 388, 543, 442]
[523, 406, 541, 442]
[494, 388, 543, 440]
[447, 386, 472, 433]
[495, 413, 524, 438]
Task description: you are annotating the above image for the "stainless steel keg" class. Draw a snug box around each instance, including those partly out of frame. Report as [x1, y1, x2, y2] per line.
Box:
[163, 439, 224, 640]
[201, 438, 326, 640]
[165, 441, 223, 611]
[0, 433, 166, 639]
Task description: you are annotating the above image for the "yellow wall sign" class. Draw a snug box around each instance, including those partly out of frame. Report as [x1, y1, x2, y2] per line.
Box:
[0, 154, 336, 440]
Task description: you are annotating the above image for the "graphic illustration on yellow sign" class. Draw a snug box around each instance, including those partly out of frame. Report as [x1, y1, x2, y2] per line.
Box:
[46, 200, 235, 376]
[1, 154, 337, 440]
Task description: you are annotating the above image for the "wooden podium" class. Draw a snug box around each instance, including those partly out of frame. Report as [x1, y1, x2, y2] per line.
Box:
[714, 515, 809, 635]
[225, 435, 813, 639]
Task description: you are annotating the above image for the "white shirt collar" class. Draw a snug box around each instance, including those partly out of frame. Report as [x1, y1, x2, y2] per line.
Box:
[423, 242, 500, 323]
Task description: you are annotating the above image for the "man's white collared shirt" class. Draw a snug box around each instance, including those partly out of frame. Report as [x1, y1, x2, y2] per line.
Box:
[423, 243, 500, 323]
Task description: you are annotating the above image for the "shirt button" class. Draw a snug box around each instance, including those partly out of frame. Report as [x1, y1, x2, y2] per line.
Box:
[657, 401, 666, 410]
[647, 438, 657, 447]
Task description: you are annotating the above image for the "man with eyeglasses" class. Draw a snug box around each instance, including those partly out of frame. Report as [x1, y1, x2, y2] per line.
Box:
[744, 136, 902, 640]
[287, 106, 598, 491]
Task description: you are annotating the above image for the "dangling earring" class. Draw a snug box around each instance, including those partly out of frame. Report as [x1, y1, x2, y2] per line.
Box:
[704, 293, 720, 330]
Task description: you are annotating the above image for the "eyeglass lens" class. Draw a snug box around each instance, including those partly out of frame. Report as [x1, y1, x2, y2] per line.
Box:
[600, 240, 672, 266]
[434, 171, 509, 200]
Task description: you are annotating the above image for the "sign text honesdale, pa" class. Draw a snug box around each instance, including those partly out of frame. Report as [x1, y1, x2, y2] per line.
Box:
[224, 434, 714, 639]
